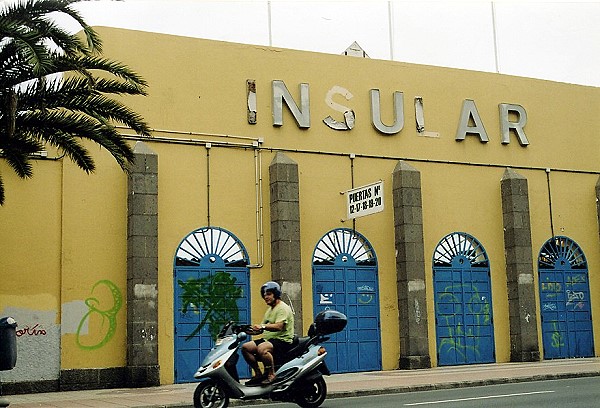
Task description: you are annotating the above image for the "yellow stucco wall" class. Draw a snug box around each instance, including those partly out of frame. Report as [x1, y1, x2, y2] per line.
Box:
[1, 27, 598, 385]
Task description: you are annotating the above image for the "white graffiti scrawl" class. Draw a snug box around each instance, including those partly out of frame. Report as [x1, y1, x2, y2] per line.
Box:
[319, 294, 333, 305]
[566, 290, 585, 308]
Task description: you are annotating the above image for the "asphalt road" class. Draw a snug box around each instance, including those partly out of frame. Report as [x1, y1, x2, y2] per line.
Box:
[256, 376, 600, 408]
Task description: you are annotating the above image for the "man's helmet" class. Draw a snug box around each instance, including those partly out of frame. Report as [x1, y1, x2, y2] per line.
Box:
[261, 281, 281, 299]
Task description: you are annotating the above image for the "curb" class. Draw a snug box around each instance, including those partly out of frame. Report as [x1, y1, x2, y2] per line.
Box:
[324, 370, 600, 399]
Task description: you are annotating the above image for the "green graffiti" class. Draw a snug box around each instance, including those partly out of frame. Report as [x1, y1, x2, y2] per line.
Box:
[436, 283, 491, 361]
[76, 280, 123, 350]
[550, 322, 564, 349]
[566, 274, 586, 283]
[178, 271, 242, 340]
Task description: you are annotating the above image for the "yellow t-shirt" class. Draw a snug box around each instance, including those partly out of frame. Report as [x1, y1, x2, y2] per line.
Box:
[262, 301, 294, 343]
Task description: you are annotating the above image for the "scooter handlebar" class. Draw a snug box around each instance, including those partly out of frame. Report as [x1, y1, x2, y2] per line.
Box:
[234, 324, 263, 336]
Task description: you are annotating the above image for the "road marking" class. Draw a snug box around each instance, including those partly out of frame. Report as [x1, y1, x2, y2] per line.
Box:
[404, 390, 555, 405]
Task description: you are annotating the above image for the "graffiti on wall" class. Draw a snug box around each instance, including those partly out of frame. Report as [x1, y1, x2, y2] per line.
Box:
[540, 272, 590, 354]
[549, 322, 564, 349]
[0, 307, 60, 382]
[437, 283, 491, 361]
[75, 280, 123, 350]
[540, 282, 561, 298]
[16, 323, 47, 337]
[178, 271, 242, 340]
[357, 285, 375, 304]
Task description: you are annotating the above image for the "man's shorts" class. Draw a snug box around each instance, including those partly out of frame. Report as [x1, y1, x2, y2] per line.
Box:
[254, 338, 294, 365]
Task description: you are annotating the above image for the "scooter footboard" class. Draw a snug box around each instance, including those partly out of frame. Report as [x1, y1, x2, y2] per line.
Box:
[215, 377, 246, 399]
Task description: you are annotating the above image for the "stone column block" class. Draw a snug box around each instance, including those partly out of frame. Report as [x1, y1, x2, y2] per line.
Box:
[393, 161, 431, 369]
[501, 168, 540, 362]
[269, 152, 303, 335]
[127, 142, 160, 386]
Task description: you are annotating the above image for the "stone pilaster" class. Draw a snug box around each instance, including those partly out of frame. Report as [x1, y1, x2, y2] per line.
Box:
[127, 141, 160, 386]
[269, 152, 303, 335]
[392, 161, 431, 369]
[501, 168, 540, 362]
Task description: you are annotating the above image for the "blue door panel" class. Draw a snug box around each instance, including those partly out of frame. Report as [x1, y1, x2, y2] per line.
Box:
[539, 237, 594, 359]
[312, 228, 381, 374]
[433, 233, 495, 367]
[173, 227, 251, 383]
[178, 350, 201, 381]
[174, 267, 250, 382]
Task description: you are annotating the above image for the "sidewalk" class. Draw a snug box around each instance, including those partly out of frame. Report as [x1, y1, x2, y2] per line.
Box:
[4, 358, 600, 407]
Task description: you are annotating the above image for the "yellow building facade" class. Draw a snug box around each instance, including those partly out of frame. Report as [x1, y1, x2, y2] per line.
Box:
[1, 27, 599, 391]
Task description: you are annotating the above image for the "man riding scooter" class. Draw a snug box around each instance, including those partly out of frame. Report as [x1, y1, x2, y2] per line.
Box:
[192, 287, 347, 408]
[241, 281, 294, 385]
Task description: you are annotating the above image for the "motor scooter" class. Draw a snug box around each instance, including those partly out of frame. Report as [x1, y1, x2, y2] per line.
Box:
[192, 310, 347, 408]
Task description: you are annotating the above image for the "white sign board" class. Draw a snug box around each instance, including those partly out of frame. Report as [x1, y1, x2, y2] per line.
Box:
[346, 180, 384, 220]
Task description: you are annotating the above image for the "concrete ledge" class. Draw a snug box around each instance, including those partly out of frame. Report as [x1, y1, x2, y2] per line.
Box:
[0, 379, 58, 395]
[61, 367, 128, 391]
[399, 355, 431, 369]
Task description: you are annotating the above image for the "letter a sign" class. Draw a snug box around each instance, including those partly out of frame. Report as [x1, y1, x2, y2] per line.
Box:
[346, 180, 384, 220]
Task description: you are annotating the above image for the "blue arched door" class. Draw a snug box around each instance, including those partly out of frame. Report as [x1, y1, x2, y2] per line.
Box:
[538, 236, 594, 359]
[433, 232, 495, 366]
[173, 227, 250, 383]
[312, 228, 381, 373]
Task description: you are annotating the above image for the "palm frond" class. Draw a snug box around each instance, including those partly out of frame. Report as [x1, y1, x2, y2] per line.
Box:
[17, 108, 138, 171]
[0, 134, 39, 178]
[64, 55, 149, 87]
[0, 0, 150, 205]
[0, 0, 101, 54]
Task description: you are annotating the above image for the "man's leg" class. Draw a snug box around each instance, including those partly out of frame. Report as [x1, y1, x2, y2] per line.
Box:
[241, 341, 263, 378]
[256, 341, 276, 381]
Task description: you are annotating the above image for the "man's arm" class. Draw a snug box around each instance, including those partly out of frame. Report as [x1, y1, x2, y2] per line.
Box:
[261, 321, 285, 332]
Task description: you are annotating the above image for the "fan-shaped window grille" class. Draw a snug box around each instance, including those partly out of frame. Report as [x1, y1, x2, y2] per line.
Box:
[175, 227, 249, 267]
[538, 236, 587, 270]
[312, 228, 376, 266]
[433, 232, 489, 268]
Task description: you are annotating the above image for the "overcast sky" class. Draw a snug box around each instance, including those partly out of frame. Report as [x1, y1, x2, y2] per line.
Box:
[3, 0, 600, 87]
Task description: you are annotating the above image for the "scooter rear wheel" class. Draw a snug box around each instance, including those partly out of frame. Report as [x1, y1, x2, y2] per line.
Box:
[193, 380, 229, 408]
[294, 376, 327, 408]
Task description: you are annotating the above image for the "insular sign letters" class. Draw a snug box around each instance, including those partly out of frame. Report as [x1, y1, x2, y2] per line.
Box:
[247, 80, 529, 146]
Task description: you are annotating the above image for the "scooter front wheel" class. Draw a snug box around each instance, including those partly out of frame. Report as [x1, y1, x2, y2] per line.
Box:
[294, 376, 327, 408]
[193, 380, 229, 408]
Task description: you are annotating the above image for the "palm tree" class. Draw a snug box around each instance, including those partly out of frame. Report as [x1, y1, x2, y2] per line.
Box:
[0, 0, 151, 205]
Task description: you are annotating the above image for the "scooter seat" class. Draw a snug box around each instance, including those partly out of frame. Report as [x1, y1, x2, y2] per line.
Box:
[287, 335, 311, 357]
[274, 335, 312, 369]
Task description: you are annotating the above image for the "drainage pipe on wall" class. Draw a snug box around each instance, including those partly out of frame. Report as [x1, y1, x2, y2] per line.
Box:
[206, 143, 211, 227]
[250, 140, 265, 269]
[546, 168, 555, 238]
